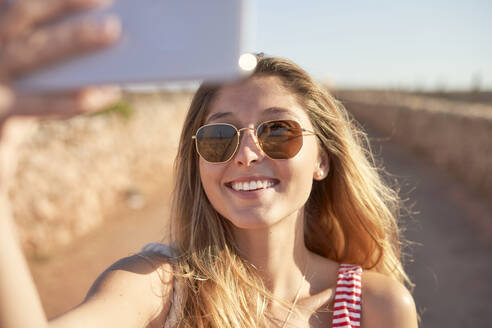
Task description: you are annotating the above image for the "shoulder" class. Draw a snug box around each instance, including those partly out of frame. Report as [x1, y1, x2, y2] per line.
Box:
[92, 243, 176, 298]
[86, 250, 174, 300]
[83, 251, 175, 327]
[360, 270, 418, 328]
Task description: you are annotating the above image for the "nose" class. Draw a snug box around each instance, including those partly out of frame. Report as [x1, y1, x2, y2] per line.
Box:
[233, 127, 265, 166]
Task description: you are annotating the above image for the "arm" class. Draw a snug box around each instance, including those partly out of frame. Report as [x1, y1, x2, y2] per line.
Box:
[0, 1, 123, 326]
[0, 194, 48, 328]
[361, 271, 419, 328]
[1, 203, 174, 328]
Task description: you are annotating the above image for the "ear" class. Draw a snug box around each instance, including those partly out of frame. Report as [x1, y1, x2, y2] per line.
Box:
[313, 148, 329, 181]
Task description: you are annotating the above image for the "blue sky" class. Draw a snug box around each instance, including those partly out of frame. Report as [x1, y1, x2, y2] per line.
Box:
[250, 0, 492, 90]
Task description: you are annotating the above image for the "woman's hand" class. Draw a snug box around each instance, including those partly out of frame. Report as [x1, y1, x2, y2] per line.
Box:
[0, 0, 122, 189]
[0, 0, 120, 80]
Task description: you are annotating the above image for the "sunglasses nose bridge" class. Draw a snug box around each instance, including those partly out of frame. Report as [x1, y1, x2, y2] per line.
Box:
[234, 126, 264, 158]
[237, 127, 260, 145]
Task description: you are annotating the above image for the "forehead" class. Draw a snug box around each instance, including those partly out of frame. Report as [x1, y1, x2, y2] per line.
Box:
[206, 76, 308, 123]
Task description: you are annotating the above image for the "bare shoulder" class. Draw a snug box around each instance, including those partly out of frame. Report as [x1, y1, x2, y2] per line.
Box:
[49, 251, 174, 328]
[361, 271, 418, 328]
[85, 250, 174, 303]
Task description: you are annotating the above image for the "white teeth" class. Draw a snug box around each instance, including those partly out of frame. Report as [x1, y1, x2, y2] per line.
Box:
[230, 180, 276, 191]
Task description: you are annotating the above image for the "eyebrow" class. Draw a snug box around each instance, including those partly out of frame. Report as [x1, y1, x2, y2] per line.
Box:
[206, 107, 298, 123]
[206, 111, 233, 123]
[263, 107, 293, 116]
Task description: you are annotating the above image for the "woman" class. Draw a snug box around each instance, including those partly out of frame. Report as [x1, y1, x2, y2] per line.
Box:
[0, 1, 418, 327]
[150, 55, 418, 327]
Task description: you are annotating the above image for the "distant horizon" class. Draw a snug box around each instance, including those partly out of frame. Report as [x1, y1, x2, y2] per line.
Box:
[123, 81, 492, 94]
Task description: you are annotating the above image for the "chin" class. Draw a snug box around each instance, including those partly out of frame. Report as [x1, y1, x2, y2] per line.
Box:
[223, 211, 280, 230]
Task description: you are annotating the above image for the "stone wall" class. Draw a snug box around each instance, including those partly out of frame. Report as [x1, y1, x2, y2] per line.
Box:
[9, 91, 192, 257]
[336, 90, 492, 202]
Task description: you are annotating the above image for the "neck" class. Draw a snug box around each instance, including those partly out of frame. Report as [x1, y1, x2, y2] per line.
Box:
[231, 211, 311, 300]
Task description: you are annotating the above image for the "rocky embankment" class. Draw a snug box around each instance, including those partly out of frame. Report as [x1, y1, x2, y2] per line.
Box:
[337, 90, 492, 203]
[10, 91, 192, 258]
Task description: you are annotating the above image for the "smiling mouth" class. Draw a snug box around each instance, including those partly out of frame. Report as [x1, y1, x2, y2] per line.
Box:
[226, 179, 279, 192]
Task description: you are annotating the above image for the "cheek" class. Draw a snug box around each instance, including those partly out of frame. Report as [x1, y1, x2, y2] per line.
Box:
[296, 139, 319, 176]
[199, 160, 223, 201]
[285, 159, 315, 193]
[290, 162, 317, 207]
[275, 145, 316, 191]
[199, 160, 212, 190]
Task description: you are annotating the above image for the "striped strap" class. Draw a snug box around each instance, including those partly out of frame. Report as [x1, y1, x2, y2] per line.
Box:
[332, 263, 362, 327]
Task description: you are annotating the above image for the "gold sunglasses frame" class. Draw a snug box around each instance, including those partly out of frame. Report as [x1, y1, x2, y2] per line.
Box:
[191, 119, 316, 164]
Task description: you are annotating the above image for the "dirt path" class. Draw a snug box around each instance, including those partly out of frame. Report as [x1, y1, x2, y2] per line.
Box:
[366, 126, 492, 327]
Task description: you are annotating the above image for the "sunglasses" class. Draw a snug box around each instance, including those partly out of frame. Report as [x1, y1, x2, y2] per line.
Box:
[192, 119, 316, 163]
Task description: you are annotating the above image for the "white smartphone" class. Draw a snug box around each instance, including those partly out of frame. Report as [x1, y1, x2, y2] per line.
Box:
[14, 0, 254, 91]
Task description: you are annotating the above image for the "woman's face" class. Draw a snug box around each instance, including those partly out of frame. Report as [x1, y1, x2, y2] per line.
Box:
[199, 76, 327, 230]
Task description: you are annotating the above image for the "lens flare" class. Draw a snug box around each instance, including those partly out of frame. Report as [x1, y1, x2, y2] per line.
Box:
[238, 53, 257, 71]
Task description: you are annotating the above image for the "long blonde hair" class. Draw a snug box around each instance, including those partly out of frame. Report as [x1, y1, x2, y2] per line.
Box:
[169, 55, 411, 327]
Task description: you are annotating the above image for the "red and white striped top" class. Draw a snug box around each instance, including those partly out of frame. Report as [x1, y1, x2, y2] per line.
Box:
[332, 263, 362, 327]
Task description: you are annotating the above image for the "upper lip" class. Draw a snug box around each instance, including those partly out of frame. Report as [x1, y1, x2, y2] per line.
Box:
[225, 175, 279, 186]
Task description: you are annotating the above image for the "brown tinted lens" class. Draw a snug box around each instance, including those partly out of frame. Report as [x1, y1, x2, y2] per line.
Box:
[257, 120, 303, 159]
[196, 124, 239, 163]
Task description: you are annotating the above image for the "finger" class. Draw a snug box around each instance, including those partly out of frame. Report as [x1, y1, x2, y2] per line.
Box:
[0, 15, 120, 79]
[0, 0, 111, 42]
[6, 85, 121, 118]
